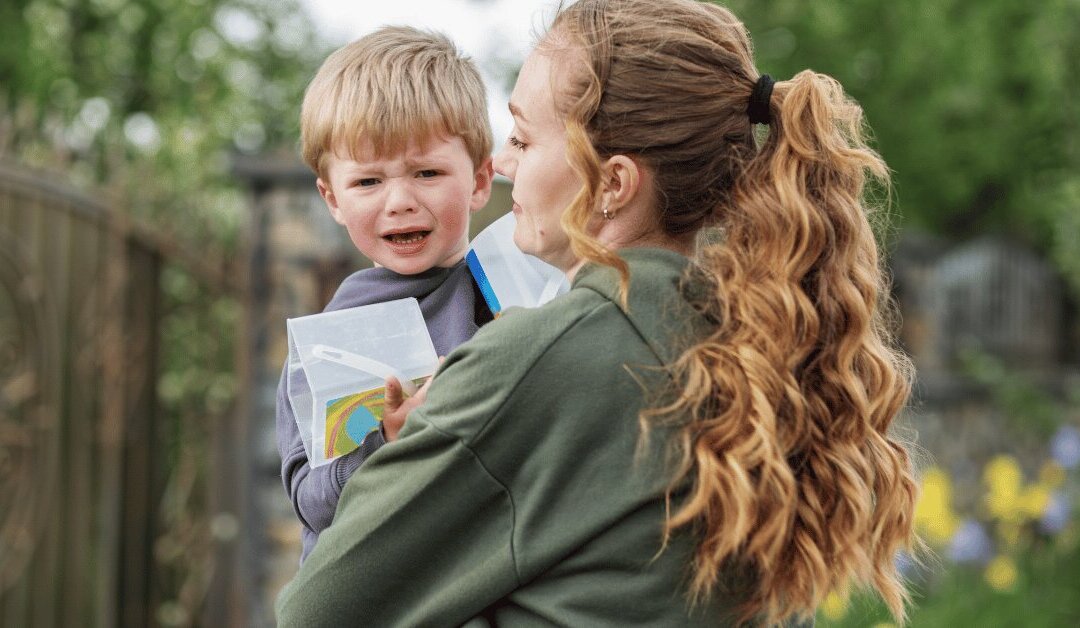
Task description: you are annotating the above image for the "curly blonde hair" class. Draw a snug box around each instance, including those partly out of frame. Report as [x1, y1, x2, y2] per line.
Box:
[548, 0, 918, 624]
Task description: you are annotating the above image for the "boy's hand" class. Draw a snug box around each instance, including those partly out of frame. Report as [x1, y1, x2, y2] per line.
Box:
[381, 368, 436, 442]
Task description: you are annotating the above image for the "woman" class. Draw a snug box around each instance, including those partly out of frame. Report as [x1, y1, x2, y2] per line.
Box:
[276, 0, 917, 625]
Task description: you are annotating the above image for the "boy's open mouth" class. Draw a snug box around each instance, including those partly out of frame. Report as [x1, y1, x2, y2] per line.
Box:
[384, 230, 430, 244]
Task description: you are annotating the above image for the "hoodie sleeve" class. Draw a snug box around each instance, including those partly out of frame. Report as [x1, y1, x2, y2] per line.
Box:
[276, 365, 383, 561]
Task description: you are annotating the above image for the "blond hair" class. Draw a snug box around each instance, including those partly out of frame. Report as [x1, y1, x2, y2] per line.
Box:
[548, 0, 918, 624]
[300, 26, 492, 178]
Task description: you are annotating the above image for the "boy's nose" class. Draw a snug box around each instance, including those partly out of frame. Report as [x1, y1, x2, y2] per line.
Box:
[493, 147, 515, 181]
[383, 181, 417, 215]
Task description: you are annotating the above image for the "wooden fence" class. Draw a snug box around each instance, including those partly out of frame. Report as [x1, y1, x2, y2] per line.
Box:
[0, 161, 247, 627]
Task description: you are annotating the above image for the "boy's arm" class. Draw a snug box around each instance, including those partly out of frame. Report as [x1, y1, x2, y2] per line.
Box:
[276, 366, 384, 542]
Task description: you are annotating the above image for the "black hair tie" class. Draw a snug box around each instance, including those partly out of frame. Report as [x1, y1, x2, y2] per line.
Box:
[747, 74, 775, 125]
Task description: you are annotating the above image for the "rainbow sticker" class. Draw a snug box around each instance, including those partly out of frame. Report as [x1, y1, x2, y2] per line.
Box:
[323, 377, 427, 458]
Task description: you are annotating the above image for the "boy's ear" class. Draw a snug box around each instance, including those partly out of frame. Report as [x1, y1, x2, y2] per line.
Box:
[469, 157, 495, 213]
[600, 154, 642, 212]
[317, 178, 346, 225]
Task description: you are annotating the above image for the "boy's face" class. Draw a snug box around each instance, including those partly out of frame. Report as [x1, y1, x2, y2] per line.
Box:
[317, 135, 493, 275]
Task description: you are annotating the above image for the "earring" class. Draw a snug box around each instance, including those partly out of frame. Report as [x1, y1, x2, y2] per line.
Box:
[602, 205, 615, 220]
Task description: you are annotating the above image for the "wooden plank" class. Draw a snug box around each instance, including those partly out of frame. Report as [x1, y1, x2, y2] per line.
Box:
[61, 212, 103, 626]
[0, 187, 68, 628]
[117, 245, 158, 628]
[29, 209, 78, 628]
[143, 257, 166, 626]
[94, 224, 127, 628]
[23, 191, 52, 628]
[0, 181, 27, 628]
[7, 186, 33, 259]
[0, 186, 13, 231]
[0, 185, 17, 232]
[25, 187, 46, 271]
[1, 566, 29, 628]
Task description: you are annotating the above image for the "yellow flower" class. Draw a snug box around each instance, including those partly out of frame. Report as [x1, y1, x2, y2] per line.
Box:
[1039, 461, 1066, 488]
[1020, 483, 1052, 519]
[984, 455, 1023, 493]
[820, 590, 848, 621]
[984, 555, 1018, 591]
[984, 455, 1025, 522]
[914, 467, 959, 543]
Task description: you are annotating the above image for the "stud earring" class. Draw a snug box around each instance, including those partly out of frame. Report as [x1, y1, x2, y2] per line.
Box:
[602, 205, 615, 220]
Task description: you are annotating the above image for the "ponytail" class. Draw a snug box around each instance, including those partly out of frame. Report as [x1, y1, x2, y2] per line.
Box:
[653, 70, 918, 624]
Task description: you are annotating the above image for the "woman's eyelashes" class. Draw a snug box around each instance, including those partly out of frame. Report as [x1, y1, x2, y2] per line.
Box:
[508, 135, 527, 150]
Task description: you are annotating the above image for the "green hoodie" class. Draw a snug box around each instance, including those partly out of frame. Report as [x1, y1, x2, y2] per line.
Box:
[276, 248, 767, 627]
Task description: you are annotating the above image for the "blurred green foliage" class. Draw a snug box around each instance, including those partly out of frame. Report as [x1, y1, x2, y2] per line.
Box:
[0, 0, 326, 253]
[961, 349, 1067, 439]
[728, 0, 1080, 290]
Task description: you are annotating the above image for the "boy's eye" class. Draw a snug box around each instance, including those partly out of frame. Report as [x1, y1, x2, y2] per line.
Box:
[417, 169, 438, 179]
[508, 135, 527, 150]
[356, 178, 380, 187]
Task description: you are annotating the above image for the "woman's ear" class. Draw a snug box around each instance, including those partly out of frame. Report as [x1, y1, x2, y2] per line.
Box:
[600, 155, 642, 211]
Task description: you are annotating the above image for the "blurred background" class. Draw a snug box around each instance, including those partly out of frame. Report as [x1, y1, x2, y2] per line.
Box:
[1, 0, 1077, 626]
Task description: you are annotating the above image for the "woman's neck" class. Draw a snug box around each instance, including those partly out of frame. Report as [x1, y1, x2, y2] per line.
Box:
[563, 232, 696, 282]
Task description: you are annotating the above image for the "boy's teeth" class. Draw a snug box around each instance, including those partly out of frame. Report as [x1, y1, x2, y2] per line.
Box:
[387, 231, 428, 244]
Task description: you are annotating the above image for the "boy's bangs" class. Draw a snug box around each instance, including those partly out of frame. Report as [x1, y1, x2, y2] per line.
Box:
[326, 76, 479, 164]
[332, 107, 451, 163]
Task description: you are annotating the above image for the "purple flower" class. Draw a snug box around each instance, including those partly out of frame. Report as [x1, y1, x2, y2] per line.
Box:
[1039, 492, 1071, 534]
[1050, 425, 1080, 469]
[947, 519, 993, 564]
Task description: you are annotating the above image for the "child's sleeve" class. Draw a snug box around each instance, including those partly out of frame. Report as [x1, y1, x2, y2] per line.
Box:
[275, 365, 384, 559]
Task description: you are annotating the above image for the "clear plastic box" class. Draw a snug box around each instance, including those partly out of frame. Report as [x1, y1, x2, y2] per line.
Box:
[285, 297, 438, 467]
[466, 212, 569, 316]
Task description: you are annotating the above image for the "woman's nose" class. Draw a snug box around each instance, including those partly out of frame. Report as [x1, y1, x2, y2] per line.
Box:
[493, 146, 515, 181]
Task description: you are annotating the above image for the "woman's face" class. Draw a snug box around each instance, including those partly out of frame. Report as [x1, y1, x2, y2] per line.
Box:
[493, 49, 581, 272]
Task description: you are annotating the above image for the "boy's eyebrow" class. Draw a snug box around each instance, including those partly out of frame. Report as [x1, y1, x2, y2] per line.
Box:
[508, 102, 528, 122]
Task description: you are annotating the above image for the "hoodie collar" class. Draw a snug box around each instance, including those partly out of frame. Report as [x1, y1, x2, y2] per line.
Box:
[573, 248, 713, 366]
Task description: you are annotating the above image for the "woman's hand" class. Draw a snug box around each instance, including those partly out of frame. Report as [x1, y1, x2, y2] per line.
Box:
[381, 361, 441, 441]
